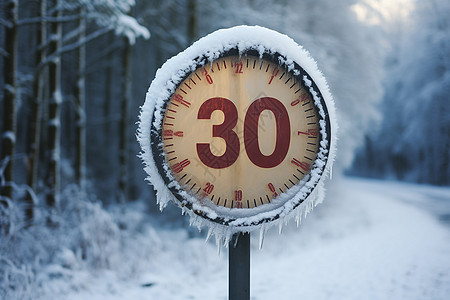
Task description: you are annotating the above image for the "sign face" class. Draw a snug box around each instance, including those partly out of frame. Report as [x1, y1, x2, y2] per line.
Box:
[139, 26, 335, 232]
[161, 54, 320, 209]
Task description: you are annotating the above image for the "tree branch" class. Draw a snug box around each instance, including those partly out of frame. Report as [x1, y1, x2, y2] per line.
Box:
[85, 42, 121, 70]
[62, 26, 83, 44]
[17, 15, 82, 26]
[0, 18, 13, 28]
[36, 26, 112, 75]
[0, 47, 8, 58]
[140, 0, 178, 18]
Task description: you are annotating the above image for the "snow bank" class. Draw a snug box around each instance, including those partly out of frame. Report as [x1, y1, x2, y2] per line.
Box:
[137, 25, 337, 245]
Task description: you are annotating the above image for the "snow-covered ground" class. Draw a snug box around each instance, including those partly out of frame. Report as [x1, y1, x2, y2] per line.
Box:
[17, 177, 450, 299]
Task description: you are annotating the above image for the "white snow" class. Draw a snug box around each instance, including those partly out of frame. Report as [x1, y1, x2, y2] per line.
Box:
[61, 0, 150, 45]
[4, 84, 15, 95]
[1, 131, 16, 144]
[114, 14, 150, 45]
[29, 177, 450, 300]
[137, 25, 337, 242]
[48, 118, 60, 127]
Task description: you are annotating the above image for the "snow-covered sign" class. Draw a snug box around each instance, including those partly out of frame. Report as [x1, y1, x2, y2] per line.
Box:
[137, 26, 336, 243]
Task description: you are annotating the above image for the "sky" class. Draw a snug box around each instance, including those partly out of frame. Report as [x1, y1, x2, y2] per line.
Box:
[351, 0, 414, 25]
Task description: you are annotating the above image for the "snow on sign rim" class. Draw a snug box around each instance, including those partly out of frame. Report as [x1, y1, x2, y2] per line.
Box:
[137, 25, 337, 241]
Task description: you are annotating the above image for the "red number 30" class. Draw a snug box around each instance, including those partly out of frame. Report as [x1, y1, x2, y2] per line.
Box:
[196, 97, 290, 169]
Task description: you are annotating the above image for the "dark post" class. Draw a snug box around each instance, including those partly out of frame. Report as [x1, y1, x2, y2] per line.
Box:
[229, 233, 250, 300]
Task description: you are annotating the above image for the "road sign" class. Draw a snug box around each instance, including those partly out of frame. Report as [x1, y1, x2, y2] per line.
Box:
[138, 25, 336, 237]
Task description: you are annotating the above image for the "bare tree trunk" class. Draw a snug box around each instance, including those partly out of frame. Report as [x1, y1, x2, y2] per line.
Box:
[26, 0, 47, 225]
[103, 33, 114, 198]
[187, 0, 198, 45]
[1, 0, 18, 234]
[46, 0, 62, 221]
[103, 33, 114, 143]
[75, 10, 86, 192]
[118, 38, 131, 204]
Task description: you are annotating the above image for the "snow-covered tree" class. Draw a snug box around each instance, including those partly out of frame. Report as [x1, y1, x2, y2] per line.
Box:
[352, 0, 450, 185]
[1, 0, 150, 225]
[45, 0, 63, 220]
[0, 0, 18, 234]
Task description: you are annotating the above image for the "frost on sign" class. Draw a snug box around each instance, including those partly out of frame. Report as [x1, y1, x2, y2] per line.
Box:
[137, 26, 336, 242]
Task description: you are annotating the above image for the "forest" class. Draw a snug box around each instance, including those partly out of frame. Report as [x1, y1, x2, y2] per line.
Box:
[0, 0, 449, 298]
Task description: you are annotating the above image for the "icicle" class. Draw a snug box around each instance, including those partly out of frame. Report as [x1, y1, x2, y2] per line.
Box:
[278, 221, 283, 235]
[216, 238, 222, 256]
[259, 225, 265, 249]
[206, 227, 214, 242]
[296, 209, 302, 227]
[232, 235, 240, 248]
[224, 232, 232, 248]
[189, 214, 201, 229]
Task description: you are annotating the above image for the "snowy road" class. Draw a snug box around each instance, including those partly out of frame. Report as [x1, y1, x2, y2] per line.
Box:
[52, 177, 450, 300]
[251, 177, 450, 300]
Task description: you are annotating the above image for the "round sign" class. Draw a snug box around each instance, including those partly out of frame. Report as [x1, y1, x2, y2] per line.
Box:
[138, 26, 336, 236]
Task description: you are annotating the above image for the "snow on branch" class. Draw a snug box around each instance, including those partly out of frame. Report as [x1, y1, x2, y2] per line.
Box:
[62, 1, 151, 44]
[1, 131, 16, 144]
[114, 14, 150, 45]
[0, 18, 13, 28]
[0, 47, 8, 58]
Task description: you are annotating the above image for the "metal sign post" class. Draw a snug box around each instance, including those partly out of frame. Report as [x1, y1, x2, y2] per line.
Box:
[229, 233, 250, 300]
